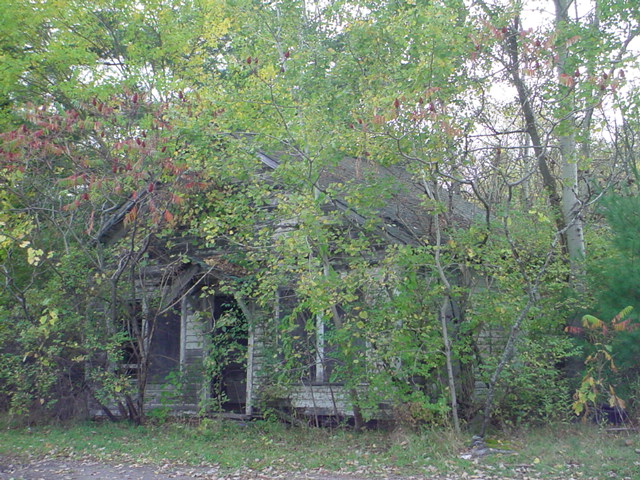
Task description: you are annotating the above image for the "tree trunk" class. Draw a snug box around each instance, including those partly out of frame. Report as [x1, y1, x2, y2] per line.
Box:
[554, 0, 586, 283]
[439, 298, 461, 433]
[480, 297, 534, 437]
[505, 20, 564, 245]
[505, 9, 586, 281]
[422, 176, 461, 434]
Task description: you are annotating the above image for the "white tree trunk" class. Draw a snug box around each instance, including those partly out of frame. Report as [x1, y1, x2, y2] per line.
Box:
[555, 0, 586, 280]
[559, 135, 586, 264]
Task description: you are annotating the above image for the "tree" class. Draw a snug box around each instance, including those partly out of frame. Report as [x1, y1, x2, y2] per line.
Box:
[0, 92, 212, 422]
[0, 0, 238, 421]
[474, 0, 638, 279]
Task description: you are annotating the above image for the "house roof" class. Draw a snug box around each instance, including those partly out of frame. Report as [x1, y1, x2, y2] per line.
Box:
[96, 148, 480, 247]
[256, 150, 480, 246]
[95, 147, 482, 290]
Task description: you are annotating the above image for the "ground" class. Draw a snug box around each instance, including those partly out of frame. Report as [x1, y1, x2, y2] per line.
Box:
[0, 457, 405, 480]
[0, 456, 581, 480]
[1, 422, 638, 480]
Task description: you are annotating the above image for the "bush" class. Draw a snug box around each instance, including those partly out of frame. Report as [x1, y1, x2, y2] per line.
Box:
[484, 336, 575, 427]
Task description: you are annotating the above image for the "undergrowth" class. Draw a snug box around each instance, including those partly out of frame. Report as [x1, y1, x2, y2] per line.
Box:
[0, 418, 638, 478]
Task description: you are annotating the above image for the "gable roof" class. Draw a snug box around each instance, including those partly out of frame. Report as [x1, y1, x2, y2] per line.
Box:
[256, 150, 480, 246]
[94, 148, 481, 290]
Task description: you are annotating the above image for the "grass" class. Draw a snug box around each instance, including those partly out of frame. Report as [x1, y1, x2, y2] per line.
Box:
[0, 418, 638, 479]
[485, 423, 640, 479]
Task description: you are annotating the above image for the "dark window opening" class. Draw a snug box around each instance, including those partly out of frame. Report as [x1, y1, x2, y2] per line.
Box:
[278, 289, 337, 384]
[118, 302, 180, 382]
[119, 302, 143, 377]
[148, 308, 180, 381]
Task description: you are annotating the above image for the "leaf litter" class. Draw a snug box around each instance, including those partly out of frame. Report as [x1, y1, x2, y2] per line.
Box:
[2, 454, 635, 480]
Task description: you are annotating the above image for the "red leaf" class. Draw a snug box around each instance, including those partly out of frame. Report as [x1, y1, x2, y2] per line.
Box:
[565, 325, 583, 334]
[125, 206, 138, 225]
[163, 210, 174, 223]
[147, 182, 154, 193]
[559, 73, 575, 87]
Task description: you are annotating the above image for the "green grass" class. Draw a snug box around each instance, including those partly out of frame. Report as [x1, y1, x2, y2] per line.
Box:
[0, 419, 459, 473]
[483, 424, 640, 479]
[0, 419, 638, 478]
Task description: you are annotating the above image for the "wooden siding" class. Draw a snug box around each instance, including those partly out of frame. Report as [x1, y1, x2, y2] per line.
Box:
[288, 384, 354, 416]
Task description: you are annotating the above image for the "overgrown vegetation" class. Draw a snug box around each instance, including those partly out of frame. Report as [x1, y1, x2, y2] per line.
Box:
[1, 0, 640, 432]
[0, 419, 639, 479]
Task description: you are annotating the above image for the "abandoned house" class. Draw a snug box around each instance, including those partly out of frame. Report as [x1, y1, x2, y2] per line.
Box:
[91, 148, 480, 422]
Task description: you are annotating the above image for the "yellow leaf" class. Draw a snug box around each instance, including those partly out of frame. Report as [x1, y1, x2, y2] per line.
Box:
[27, 247, 44, 265]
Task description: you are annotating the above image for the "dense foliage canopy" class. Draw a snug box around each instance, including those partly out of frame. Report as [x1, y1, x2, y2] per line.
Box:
[1, 0, 639, 430]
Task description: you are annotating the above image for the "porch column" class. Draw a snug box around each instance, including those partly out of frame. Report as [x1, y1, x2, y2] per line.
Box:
[245, 325, 255, 416]
[179, 296, 187, 371]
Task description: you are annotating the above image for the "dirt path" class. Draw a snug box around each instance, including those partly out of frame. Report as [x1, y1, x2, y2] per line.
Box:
[0, 457, 419, 480]
[0, 456, 526, 480]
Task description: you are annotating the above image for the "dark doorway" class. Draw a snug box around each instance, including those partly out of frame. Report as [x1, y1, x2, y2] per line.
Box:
[209, 296, 248, 412]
